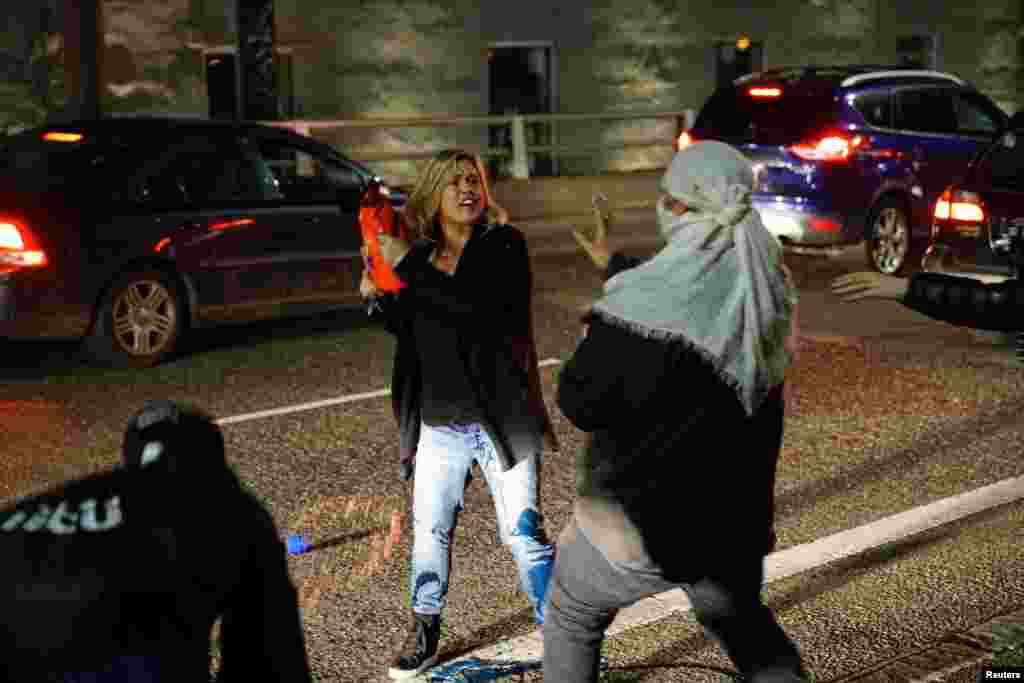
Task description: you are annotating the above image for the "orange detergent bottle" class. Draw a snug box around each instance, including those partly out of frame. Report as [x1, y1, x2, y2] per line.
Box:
[359, 179, 409, 293]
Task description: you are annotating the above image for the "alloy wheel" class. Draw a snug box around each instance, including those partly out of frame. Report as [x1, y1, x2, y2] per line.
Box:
[871, 207, 909, 275]
[110, 279, 178, 357]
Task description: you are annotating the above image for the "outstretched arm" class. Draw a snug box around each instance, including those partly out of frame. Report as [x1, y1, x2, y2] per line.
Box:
[832, 271, 1023, 331]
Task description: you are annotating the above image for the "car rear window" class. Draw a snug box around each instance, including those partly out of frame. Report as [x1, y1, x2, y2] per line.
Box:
[692, 89, 838, 145]
[0, 131, 152, 188]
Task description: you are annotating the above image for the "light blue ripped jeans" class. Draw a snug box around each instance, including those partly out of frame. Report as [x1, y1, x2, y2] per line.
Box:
[409, 422, 554, 625]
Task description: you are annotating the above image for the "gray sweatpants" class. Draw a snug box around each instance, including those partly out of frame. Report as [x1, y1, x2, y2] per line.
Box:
[543, 520, 807, 683]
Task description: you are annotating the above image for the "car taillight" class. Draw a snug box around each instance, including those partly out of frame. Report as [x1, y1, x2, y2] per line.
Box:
[677, 131, 693, 151]
[934, 189, 984, 223]
[748, 86, 782, 98]
[0, 220, 48, 270]
[791, 134, 862, 162]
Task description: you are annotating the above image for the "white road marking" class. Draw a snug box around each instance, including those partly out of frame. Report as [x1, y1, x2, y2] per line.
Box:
[213, 358, 564, 426]
[411, 475, 1024, 675]
[210, 357, 1024, 675]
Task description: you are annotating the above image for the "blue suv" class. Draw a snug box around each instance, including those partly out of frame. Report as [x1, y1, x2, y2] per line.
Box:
[680, 66, 1008, 273]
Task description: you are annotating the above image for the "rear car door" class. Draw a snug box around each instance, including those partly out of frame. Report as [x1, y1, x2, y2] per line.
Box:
[134, 133, 296, 324]
[248, 134, 366, 308]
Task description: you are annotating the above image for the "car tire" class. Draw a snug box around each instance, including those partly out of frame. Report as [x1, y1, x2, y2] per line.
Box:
[865, 198, 913, 275]
[84, 268, 186, 368]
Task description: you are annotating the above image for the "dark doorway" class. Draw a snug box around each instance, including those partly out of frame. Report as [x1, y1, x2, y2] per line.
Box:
[715, 39, 763, 90]
[205, 51, 238, 120]
[488, 44, 555, 178]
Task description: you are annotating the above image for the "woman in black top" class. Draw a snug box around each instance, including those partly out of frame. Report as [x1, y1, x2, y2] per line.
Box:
[361, 149, 557, 680]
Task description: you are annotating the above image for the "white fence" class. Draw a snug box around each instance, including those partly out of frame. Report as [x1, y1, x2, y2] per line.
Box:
[269, 109, 697, 182]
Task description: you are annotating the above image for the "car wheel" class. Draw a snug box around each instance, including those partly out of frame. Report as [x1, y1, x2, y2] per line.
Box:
[84, 269, 185, 368]
[865, 198, 912, 275]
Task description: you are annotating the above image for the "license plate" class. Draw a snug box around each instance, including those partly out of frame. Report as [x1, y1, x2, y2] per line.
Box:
[955, 223, 980, 238]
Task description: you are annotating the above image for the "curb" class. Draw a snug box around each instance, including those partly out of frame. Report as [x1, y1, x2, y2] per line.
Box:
[829, 606, 1024, 683]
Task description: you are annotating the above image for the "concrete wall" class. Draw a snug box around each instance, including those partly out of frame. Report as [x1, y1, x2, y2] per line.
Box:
[1, 0, 1020, 183]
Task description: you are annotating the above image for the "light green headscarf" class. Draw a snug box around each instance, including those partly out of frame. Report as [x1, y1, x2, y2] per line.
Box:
[591, 141, 797, 416]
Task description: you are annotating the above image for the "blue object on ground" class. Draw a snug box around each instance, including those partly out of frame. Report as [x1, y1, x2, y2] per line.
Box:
[286, 535, 309, 556]
[427, 657, 541, 682]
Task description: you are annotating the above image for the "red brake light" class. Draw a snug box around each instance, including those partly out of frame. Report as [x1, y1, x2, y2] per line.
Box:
[677, 131, 693, 151]
[791, 134, 859, 162]
[0, 221, 48, 269]
[934, 190, 984, 222]
[748, 87, 782, 98]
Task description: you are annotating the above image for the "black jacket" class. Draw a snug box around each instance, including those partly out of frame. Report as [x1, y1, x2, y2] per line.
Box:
[0, 465, 311, 682]
[557, 253, 784, 583]
[373, 222, 557, 479]
[903, 272, 1024, 331]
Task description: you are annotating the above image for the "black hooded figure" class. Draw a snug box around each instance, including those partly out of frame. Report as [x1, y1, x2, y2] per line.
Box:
[0, 400, 312, 683]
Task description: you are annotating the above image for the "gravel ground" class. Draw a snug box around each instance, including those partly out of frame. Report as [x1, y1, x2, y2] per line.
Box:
[1, 241, 1022, 681]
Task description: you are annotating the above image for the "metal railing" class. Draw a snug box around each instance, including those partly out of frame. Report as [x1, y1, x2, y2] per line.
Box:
[268, 109, 696, 180]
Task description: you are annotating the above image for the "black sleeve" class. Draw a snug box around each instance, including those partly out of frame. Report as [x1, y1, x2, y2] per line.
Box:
[367, 291, 407, 336]
[902, 272, 1024, 332]
[394, 229, 531, 332]
[606, 252, 646, 280]
[556, 322, 624, 432]
[217, 523, 312, 682]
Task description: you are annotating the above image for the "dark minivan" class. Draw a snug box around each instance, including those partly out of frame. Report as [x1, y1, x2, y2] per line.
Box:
[0, 116, 405, 367]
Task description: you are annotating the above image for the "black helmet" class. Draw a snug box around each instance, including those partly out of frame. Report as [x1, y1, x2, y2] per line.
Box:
[122, 400, 226, 472]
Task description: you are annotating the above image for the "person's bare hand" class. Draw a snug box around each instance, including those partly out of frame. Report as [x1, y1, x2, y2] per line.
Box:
[831, 272, 909, 302]
[378, 234, 411, 267]
[573, 206, 612, 271]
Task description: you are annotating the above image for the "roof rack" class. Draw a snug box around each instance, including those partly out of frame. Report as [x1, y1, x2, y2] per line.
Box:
[734, 65, 965, 87]
[734, 64, 895, 85]
[840, 70, 965, 86]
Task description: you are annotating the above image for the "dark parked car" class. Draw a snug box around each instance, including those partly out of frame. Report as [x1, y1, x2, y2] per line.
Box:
[679, 65, 1008, 274]
[0, 116, 406, 367]
[923, 112, 1024, 282]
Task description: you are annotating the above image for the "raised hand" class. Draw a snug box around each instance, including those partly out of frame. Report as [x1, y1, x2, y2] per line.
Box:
[573, 205, 612, 270]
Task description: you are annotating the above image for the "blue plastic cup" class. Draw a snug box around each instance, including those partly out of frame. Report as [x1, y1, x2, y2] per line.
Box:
[286, 535, 309, 556]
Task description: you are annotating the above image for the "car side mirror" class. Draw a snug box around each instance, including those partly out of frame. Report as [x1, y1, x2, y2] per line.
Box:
[1008, 111, 1024, 131]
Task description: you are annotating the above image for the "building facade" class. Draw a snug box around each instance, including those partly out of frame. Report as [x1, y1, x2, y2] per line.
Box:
[1, 0, 1021, 181]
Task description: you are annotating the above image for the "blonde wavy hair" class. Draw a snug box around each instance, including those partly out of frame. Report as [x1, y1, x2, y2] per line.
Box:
[401, 149, 501, 242]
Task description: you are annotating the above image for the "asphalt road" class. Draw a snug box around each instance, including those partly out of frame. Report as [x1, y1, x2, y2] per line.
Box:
[1, 211, 1021, 681]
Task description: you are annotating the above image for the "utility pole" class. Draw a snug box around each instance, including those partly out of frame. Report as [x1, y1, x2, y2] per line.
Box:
[61, 0, 103, 120]
[234, 0, 279, 121]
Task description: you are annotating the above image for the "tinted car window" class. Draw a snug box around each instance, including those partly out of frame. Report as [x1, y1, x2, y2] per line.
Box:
[894, 88, 957, 134]
[852, 91, 892, 128]
[953, 92, 1003, 135]
[693, 89, 838, 144]
[254, 139, 365, 204]
[0, 132, 159, 190]
[144, 136, 278, 205]
[974, 130, 1024, 192]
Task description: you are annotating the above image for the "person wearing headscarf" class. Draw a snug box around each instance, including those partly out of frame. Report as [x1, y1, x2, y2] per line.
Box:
[360, 149, 558, 680]
[544, 141, 810, 682]
[0, 400, 312, 683]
